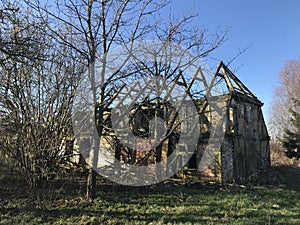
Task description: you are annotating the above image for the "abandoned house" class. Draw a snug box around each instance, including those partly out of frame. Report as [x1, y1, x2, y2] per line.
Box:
[74, 61, 271, 183]
[194, 62, 270, 182]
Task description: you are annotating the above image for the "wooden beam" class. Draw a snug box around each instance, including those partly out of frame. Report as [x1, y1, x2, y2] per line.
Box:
[222, 64, 257, 98]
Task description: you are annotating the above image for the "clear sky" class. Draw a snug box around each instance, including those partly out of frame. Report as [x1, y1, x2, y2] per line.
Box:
[170, 0, 300, 122]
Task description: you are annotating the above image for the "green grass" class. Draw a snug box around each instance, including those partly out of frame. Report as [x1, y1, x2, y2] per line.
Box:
[1, 165, 300, 225]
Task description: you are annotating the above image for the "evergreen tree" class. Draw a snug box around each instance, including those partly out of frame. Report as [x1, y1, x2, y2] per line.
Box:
[281, 99, 300, 159]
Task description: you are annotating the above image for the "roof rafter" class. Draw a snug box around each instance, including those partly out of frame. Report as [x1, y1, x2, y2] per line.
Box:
[214, 61, 257, 99]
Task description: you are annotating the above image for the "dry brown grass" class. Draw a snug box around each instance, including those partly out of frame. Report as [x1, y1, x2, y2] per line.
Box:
[270, 141, 300, 167]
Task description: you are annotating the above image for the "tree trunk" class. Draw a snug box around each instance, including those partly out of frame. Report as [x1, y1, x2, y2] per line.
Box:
[86, 167, 97, 200]
[155, 144, 162, 180]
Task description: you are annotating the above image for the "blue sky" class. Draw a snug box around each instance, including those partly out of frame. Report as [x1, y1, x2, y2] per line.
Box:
[170, 0, 300, 121]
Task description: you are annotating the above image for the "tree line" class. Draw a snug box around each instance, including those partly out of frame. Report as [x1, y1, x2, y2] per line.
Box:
[269, 57, 300, 163]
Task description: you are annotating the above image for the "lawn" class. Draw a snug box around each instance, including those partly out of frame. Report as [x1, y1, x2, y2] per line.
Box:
[1, 165, 300, 225]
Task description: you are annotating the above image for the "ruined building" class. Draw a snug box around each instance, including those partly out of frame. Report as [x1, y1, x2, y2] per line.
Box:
[194, 62, 270, 182]
[75, 62, 271, 183]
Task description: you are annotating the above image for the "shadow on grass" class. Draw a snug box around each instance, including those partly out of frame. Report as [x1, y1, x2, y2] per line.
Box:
[1, 160, 300, 224]
[273, 165, 300, 192]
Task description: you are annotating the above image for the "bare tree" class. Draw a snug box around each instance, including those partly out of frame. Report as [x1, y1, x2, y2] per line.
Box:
[269, 57, 300, 166]
[269, 57, 300, 140]
[24, 0, 228, 199]
[0, 1, 83, 188]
